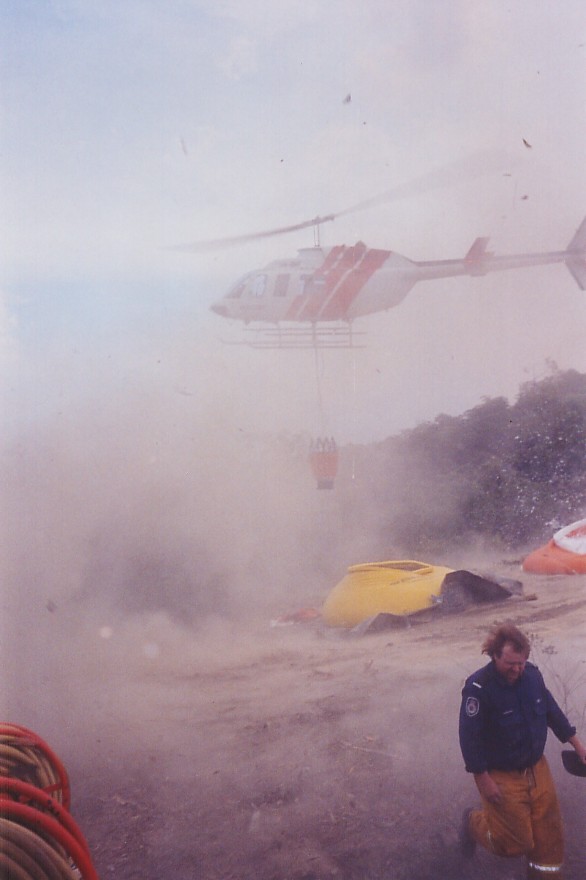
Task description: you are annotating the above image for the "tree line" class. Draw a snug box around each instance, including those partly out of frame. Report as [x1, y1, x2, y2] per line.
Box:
[347, 368, 586, 553]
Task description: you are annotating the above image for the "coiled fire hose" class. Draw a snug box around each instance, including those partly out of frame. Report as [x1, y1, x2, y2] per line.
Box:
[0, 723, 99, 879]
[0, 724, 70, 809]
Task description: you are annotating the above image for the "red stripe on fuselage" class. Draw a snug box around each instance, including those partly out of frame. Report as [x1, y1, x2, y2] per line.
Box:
[318, 247, 391, 320]
[296, 245, 365, 321]
[284, 245, 346, 320]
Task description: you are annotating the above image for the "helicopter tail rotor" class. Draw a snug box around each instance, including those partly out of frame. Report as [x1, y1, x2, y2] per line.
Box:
[564, 215, 586, 290]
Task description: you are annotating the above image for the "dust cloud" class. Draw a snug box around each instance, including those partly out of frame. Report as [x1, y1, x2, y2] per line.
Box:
[2, 339, 586, 880]
[0, 330, 382, 728]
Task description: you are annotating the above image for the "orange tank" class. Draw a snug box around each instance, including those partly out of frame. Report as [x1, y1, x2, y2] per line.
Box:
[522, 530, 586, 575]
[523, 520, 586, 574]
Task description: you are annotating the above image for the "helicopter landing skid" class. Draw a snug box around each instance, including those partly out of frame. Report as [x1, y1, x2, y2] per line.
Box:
[221, 324, 366, 350]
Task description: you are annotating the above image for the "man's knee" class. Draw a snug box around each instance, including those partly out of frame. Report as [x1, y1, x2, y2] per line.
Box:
[470, 808, 533, 857]
[486, 822, 534, 858]
[490, 834, 532, 858]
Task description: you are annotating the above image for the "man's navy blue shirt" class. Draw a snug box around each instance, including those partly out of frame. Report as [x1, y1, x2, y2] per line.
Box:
[459, 660, 575, 774]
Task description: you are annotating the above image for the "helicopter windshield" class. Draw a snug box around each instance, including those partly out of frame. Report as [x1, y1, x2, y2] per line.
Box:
[226, 274, 253, 298]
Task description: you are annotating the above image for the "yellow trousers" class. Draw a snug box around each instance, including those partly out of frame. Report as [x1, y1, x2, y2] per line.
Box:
[469, 756, 564, 879]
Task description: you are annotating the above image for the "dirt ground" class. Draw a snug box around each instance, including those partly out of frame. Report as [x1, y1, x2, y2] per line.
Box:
[7, 562, 586, 880]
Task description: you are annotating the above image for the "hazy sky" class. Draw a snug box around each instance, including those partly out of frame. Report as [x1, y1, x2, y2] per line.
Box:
[2, 0, 586, 443]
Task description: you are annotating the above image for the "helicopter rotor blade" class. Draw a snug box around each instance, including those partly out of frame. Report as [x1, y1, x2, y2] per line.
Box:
[170, 149, 514, 252]
[336, 149, 515, 219]
[169, 214, 336, 253]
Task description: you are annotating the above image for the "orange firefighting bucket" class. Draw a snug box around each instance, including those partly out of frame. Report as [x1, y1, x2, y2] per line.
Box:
[309, 437, 339, 489]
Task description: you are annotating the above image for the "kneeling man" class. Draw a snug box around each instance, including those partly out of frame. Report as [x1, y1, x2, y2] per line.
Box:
[459, 623, 586, 879]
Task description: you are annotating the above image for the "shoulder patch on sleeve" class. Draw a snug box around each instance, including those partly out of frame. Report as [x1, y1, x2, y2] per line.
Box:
[465, 696, 480, 717]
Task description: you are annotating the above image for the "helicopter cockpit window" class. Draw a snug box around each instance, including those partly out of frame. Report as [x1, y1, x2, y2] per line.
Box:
[274, 274, 289, 297]
[251, 274, 267, 297]
[226, 274, 251, 298]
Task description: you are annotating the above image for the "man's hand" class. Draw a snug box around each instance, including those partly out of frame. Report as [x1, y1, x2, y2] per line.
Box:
[474, 771, 503, 804]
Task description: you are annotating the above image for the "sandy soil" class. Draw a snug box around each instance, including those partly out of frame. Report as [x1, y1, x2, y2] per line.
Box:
[9, 562, 586, 880]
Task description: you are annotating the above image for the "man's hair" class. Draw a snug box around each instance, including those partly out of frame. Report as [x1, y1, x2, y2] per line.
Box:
[481, 623, 530, 659]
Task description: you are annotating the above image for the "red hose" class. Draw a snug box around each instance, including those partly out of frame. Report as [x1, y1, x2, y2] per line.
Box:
[0, 800, 99, 880]
[0, 777, 90, 853]
[0, 724, 71, 808]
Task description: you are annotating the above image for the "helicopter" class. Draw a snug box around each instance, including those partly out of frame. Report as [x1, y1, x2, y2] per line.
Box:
[172, 157, 586, 348]
[202, 214, 586, 348]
